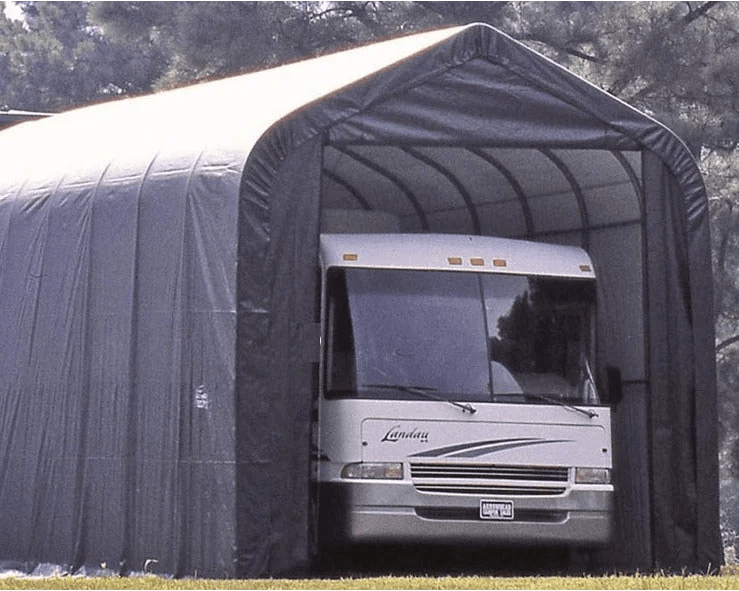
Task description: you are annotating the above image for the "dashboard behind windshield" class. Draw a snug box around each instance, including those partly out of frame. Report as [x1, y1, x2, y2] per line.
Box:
[324, 267, 599, 405]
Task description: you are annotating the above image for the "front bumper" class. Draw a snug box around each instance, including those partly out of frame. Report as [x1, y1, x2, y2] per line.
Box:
[318, 480, 613, 547]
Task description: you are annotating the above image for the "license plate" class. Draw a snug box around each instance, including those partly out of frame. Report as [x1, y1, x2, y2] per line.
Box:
[480, 499, 514, 520]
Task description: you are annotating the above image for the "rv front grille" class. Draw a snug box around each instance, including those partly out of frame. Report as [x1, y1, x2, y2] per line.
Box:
[410, 463, 569, 481]
[410, 462, 569, 496]
[413, 483, 566, 495]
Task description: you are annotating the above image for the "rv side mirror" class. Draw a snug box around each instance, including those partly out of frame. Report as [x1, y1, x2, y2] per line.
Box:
[605, 365, 623, 405]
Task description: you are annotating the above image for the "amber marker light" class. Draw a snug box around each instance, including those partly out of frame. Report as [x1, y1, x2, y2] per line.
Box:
[470, 257, 485, 266]
[448, 257, 462, 265]
[493, 259, 507, 267]
[579, 264, 592, 272]
[343, 253, 358, 261]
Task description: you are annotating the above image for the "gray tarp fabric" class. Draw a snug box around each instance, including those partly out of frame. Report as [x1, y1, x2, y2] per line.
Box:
[0, 24, 720, 577]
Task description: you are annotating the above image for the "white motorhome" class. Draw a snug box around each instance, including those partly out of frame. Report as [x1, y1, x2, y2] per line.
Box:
[316, 232, 613, 548]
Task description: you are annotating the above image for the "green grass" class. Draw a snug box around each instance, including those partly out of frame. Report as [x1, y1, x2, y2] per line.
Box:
[2, 573, 739, 590]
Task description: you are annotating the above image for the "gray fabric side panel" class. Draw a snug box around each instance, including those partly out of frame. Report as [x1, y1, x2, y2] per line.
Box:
[236, 136, 322, 577]
[83, 171, 139, 571]
[589, 225, 651, 569]
[687, 184, 722, 570]
[116, 154, 238, 577]
[643, 152, 694, 568]
[0, 180, 94, 566]
[234, 128, 282, 578]
[643, 152, 720, 570]
[609, 383, 652, 570]
[0, 153, 239, 577]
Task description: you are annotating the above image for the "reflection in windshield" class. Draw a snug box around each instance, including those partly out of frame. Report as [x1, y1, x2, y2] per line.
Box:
[486, 275, 597, 401]
[324, 268, 598, 405]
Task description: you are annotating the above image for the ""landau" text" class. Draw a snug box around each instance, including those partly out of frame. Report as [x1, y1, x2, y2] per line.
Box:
[381, 424, 430, 443]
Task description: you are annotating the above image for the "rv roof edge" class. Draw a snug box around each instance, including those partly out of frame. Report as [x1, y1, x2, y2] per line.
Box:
[320, 233, 595, 278]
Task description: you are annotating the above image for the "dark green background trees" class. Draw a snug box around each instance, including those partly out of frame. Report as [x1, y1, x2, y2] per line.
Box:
[3, 0, 739, 550]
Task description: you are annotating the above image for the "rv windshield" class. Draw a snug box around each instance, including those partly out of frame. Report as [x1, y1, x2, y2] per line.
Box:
[324, 268, 599, 405]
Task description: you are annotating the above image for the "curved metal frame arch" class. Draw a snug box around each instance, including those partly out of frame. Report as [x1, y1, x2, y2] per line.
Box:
[335, 146, 430, 231]
[468, 147, 534, 237]
[322, 168, 372, 211]
[610, 150, 645, 220]
[402, 147, 481, 235]
[539, 148, 590, 248]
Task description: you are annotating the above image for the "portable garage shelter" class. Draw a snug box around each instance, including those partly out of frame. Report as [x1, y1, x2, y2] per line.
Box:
[0, 24, 720, 577]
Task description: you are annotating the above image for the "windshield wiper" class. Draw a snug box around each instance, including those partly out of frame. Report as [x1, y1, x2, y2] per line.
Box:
[522, 392, 597, 419]
[365, 384, 477, 415]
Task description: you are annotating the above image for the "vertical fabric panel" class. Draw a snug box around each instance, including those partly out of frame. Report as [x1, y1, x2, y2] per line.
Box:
[123, 152, 238, 577]
[589, 224, 651, 569]
[174, 156, 239, 576]
[81, 170, 140, 572]
[236, 136, 322, 577]
[688, 206, 722, 570]
[609, 383, 653, 570]
[27, 181, 93, 564]
[0, 179, 93, 567]
[124, 156, 191, 574]
[643, 152, 700, 569]
[590, 225, 646, 383]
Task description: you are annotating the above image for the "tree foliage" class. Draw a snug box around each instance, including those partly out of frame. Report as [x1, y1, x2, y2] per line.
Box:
[0, 1, 165, 111]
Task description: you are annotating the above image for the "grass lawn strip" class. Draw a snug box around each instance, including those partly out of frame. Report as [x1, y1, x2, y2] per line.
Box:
[1, 575, 739, 590]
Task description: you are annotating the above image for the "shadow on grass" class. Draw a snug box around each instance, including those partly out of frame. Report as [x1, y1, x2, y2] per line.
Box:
[311, 543, 590, 579]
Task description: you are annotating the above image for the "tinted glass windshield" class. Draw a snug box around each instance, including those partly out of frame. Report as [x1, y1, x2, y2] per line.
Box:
[324, 268, 598, 405]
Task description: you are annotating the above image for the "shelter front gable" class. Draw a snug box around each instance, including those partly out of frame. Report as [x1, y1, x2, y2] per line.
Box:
[327, 57, 628, 150]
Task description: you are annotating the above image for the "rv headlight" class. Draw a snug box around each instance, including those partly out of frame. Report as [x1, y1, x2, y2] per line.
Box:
[575, 467, 611, 485]
[341, 462, 403, 480]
